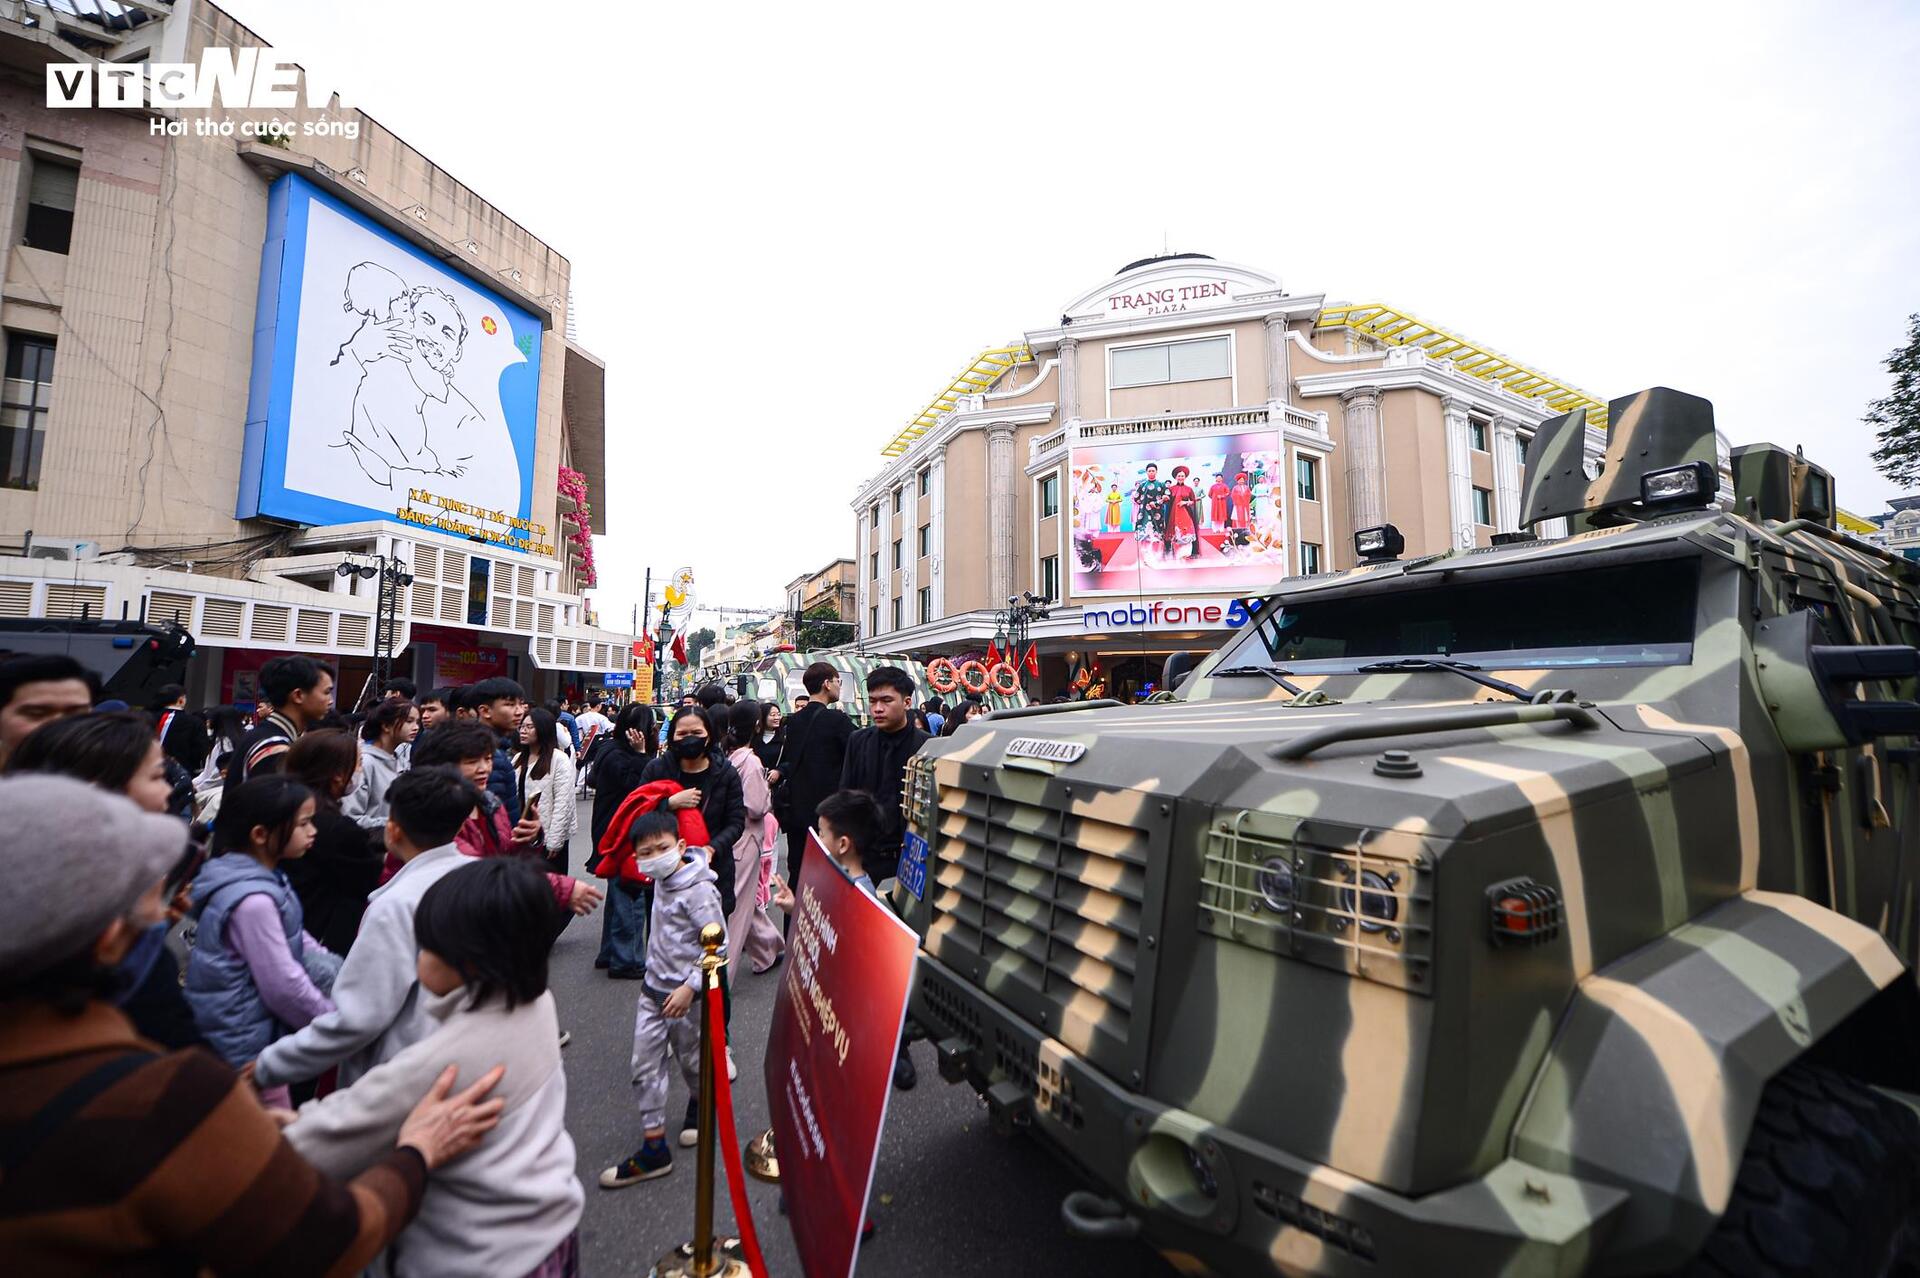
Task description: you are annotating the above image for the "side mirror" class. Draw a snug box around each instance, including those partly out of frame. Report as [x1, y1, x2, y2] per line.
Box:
[1162, 651, 1201, 692]
[1754, 609, 1920, 750]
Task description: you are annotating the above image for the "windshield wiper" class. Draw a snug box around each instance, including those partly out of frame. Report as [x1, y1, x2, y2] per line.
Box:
[1213, 665, 1307, 696]
[1353, 658, 1536, 702]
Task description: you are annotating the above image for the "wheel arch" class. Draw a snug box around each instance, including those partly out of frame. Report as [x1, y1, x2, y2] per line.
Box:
[1509, 889, 1905, 1273]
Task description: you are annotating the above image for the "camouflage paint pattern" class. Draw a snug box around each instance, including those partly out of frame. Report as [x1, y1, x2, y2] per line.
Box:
[895, 389, 1918, 1276]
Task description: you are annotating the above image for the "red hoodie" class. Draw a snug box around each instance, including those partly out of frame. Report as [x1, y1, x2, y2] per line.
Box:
[594, 780, 710, 885]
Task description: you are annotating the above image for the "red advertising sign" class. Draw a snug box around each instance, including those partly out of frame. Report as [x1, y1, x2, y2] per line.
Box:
[765, 832, 918, 1278]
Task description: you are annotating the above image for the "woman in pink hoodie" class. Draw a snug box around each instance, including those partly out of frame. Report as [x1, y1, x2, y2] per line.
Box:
[724, 702, 784, 975]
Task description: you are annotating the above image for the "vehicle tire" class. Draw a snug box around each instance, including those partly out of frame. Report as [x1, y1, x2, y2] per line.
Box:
[1677, 1061, 1920, 1278]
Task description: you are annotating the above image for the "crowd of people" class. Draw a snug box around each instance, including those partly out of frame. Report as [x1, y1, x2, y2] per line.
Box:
[0, 648, 971, 1274]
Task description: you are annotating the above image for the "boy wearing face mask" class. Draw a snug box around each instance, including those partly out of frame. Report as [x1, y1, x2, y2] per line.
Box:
[599, 810, 726, 1188]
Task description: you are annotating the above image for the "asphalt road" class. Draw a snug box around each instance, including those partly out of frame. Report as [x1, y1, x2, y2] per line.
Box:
[552, 796, 1176, 1277]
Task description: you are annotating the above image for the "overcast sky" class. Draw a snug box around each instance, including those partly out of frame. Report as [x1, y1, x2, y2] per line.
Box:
[223, 0, 1920, 633]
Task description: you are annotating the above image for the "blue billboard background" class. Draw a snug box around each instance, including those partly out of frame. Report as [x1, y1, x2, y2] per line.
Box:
[237, 173, 543, 544]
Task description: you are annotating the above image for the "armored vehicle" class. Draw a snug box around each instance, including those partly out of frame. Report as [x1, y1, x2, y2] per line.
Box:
[895, 388, 1920, 1276]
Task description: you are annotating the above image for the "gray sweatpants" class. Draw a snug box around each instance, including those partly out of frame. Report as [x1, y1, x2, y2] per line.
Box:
[630, 983, 703, 1131]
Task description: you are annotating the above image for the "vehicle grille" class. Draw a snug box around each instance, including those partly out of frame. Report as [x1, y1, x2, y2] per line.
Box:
[1199, 813, 1435, 994]
[922, 773, 1155, 1076]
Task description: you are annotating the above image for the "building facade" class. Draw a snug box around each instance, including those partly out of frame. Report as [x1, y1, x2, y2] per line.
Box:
[852, 254, 1610, 700]
[0, 0, 633, 706]
[785, 557, 856, 625]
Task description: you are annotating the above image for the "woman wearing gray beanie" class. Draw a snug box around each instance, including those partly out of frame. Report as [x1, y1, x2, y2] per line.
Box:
[0, 773, 507, 1276]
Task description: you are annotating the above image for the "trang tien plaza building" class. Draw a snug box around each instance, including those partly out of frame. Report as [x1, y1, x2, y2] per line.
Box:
[852, 253, 1878, 701]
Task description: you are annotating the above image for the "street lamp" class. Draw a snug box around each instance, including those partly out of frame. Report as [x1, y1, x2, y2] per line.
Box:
[338, 555, 414, 705]
[994, 591, 1052, 698]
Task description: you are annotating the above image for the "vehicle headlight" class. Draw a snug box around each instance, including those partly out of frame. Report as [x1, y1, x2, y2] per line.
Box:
[1340, 869, 1399, 933]
[1256, 856, 1295, 913]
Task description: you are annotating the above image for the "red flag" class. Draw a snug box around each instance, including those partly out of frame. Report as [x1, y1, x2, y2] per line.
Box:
[1023, 643, 1040, 677]
[672, 632, 688, 665]
[985, 640, 1001, 666]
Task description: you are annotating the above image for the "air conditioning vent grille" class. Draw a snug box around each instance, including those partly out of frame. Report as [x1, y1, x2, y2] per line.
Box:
[295, 609, 331, 646]
[43, 584, 109, 620]
[249, 605, 290, 643]
[336, 614, 371, 649]
[146, 591, 194, 627]
[201, 598, 243, 638]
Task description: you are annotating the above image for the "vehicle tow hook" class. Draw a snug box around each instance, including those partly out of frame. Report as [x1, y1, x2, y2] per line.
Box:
[1061, 1190, 1142, 1240]
[985, 1080, 1032, 1137]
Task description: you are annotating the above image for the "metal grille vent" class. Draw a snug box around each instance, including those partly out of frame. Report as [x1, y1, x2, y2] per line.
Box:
[336, 614, 371, 650]
[43, 584, 107, 619]
[200, 598, 243, 638]
[557, 639, 574, 666]
[248, 605, 290, 643]
[412, 545, 440, 580]
[923, 774, 1154, 1073]
[0, 581, 30, 618]
[514, 600, 533, 631]
[146, 591, 194, 626]
[1200, 815, 1435, 994]
[439, 586, 463, 622]
[294, 610, 331, 647]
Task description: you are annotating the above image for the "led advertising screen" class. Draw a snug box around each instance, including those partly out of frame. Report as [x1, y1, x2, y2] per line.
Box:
[1068, 430, 1288, 597]
[237, 173, 550, 555]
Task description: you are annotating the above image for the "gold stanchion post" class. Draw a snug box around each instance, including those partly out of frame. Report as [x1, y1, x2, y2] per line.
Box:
[650, 924, 749, 1278]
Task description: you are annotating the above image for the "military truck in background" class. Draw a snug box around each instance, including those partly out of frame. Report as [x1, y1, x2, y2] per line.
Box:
[0, 617, 195, 707]
[895, 388, 1920, 1276]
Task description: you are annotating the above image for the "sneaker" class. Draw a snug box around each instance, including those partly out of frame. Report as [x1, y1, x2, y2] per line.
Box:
[558, 1030, 572, 1049]
[599, 1138, 672, 1188]
[678, 1098, 699, 1148]
[607, 967, 646, 981]
[727, 1047, 737, 1081]
[593, 957, 610, 970]
[893, 1048, 917, 1091]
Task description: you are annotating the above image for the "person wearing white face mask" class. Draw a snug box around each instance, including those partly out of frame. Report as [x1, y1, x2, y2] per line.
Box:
[599, 809, 726, 1188]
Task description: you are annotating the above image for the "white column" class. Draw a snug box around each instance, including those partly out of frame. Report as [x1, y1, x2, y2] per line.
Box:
[1340, 385, 1386, 532]
[1492, 417, 1523, 534]
[987, 423, 1017, 604]
[856, 505, 871, 639]
[1442, 396, 1475, 549]
[1264, 314, 1287, 407]
[881, 484, 896, 633]
[1058, 338, 1080, 423]
[929, 444, 947, 619]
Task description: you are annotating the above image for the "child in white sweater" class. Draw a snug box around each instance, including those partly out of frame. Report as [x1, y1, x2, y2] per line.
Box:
[286, 856, 584, 1278]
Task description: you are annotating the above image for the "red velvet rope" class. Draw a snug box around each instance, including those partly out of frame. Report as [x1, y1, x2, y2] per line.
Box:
[709, 983, 770, 1278]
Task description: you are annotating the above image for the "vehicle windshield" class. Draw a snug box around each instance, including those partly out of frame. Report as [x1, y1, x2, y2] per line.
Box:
[1215, 557, 1699, 673]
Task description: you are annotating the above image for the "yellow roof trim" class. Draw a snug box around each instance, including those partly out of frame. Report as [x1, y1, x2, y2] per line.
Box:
[881, 345, 1034, 457]
[1836, 509, 1878, 535]
[1316, 302, 1613, 431]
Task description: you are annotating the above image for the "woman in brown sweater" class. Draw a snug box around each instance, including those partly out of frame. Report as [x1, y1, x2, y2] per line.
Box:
[0, 773, 504, 1277]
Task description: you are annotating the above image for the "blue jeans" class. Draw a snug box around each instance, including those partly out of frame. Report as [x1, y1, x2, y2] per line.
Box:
[598, 879, 648, 972]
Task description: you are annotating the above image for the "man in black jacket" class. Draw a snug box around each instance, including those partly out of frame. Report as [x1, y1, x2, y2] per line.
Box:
[771, 661, 854, 893]
[838, 663, 929, 1091]
[839, 665, 930, 883]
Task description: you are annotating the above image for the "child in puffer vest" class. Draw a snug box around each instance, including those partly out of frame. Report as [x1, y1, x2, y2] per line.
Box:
[183, 774, 342, 1108]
